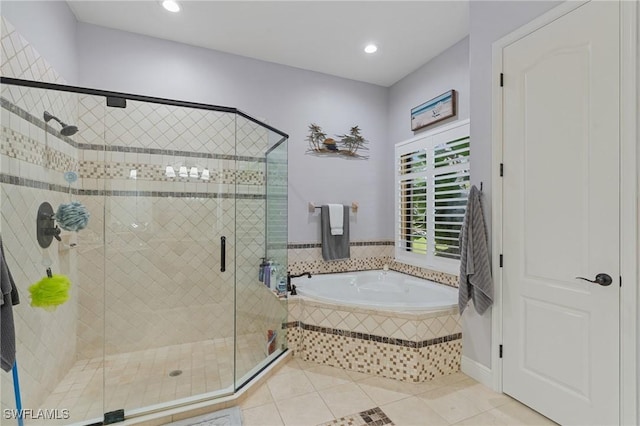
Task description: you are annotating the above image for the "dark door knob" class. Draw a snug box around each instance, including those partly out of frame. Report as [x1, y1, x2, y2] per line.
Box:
[575, 273, 613, 286]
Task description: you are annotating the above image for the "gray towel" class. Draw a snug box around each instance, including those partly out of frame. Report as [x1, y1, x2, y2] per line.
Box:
[321, 205, 350, 261]
[458, 186, 493, 315]
[1, 236, 20, 372]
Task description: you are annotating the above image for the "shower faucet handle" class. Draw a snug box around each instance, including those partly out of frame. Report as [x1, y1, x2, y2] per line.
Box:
[45, 225, 62, 241]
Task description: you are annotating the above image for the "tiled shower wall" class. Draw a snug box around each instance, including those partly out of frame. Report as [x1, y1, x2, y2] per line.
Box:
[73, 99, 285, 360]
[76, 98, 238, 358]
[1, 16, 80, 413]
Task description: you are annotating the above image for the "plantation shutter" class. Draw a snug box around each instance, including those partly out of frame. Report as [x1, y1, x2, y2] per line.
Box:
[395, 120, 470, 273]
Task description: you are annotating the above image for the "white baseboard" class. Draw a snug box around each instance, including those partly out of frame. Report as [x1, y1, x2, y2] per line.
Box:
[461, 355, 494, 389]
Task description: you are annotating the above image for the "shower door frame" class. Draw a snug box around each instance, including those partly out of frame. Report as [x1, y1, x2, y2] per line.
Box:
[0, 77, 288, 137]
[0, 76, 290, 424]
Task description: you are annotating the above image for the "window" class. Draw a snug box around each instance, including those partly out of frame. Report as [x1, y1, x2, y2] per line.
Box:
[395, 120, 470, 274]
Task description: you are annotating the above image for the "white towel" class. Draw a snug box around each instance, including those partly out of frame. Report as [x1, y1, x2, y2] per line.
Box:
[327, 204, 344, 236]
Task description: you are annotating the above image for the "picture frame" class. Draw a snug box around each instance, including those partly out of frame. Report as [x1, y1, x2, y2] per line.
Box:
[410, 90, 457, 131]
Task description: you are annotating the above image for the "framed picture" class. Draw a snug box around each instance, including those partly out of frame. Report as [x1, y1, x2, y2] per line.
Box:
[411, 90, 457, 131]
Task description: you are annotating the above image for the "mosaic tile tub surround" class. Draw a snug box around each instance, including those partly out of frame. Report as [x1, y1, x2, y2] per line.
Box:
[287, 242, 459, 288]
[286, 238, 461, 383]
[287, 295, 462, 383]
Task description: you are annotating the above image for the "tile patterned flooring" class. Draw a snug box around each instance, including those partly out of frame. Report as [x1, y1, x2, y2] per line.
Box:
[26, 350, 556, 426]
[239, 357, 558, 426]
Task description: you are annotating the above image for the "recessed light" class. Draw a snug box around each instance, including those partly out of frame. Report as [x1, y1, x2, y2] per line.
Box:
[364, 44, 378, 54]
[162, 0, 180, 13]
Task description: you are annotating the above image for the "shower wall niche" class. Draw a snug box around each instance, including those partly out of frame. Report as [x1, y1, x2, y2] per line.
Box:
[0, 75, 288, 425]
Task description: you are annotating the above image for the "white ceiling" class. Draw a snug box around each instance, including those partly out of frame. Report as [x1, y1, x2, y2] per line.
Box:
[67, 1, 469, 87]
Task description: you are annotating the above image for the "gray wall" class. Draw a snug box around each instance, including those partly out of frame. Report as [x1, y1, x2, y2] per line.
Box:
[1, 1, 78, 84]
[10, 0, 613, 376]
[386, 37, 470, 285]
[387, 35, 485, 365]
[468, 1, 563, 368]
[388, 36, 470, 145]
[76, 23, 391, 244]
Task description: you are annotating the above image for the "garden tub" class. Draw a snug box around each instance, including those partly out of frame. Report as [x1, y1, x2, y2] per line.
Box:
[293, 269, 458, 312]
[288, 270, 462, 382]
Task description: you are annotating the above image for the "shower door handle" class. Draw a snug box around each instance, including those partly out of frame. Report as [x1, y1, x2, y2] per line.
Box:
[220, 236, 226, 272]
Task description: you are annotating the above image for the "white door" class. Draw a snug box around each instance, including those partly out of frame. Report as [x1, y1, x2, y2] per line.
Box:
[501, 2, 620, 425]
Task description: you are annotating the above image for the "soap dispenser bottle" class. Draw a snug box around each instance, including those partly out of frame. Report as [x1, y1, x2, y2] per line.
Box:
[269, 263, 278, 291]
[258, 257, 267, 282]
[264, 261, 272, 288]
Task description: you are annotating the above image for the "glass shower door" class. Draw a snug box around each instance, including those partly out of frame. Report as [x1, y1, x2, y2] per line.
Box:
[234, 115, 288, 388]
[1, 77, 289, 424]
[101, 99, 236, 416]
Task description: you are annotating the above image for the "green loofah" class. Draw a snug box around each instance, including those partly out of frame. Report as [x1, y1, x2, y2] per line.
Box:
[28, 274, 71, 311]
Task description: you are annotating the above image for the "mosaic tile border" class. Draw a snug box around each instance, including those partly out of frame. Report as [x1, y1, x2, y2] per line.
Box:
[0, 173, 266, 199]
[79, 161, 264, 184]
[288, 241, 394, 249]
[283, 321, 461, 349]
[318, 407, 393, 426]
[288, 257, 394, 276]
[1, 97, 265, 163]
[389, 261, 458, 287]
[288, 257, 457, 288]
[79, 143, 265, 163]
[298, 329, 461, 383]
[358, 407, 393, 426]
[420, 339, 462, 381]
[1, 123, 265, 185]
[1, 126, 77, 172]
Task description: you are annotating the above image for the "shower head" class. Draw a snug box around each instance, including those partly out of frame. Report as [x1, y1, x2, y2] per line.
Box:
[60, 125, 79, 136]
[43, 111, 79, 136]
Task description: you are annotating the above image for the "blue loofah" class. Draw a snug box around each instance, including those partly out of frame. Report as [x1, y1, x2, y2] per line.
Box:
[55, 201, 90, 231]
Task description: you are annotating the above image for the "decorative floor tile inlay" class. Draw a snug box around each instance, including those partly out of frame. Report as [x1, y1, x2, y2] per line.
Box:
[317, 407, 394, 426]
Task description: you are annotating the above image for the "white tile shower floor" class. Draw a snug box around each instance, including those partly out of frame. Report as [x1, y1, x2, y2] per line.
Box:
[30, 335, 268, 425]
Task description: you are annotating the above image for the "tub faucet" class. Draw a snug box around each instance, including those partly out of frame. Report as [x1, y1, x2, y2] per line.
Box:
[287, 271, 311, 296]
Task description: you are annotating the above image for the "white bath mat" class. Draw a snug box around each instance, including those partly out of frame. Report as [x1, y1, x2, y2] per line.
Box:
[165, 406, 242, 426]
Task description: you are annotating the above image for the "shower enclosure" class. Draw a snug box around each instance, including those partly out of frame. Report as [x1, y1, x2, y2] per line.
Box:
[0, 78, 288, 425]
